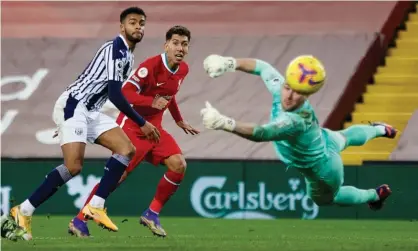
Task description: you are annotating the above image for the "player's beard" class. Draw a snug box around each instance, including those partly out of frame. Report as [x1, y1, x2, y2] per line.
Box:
[126, 32, 143, 44]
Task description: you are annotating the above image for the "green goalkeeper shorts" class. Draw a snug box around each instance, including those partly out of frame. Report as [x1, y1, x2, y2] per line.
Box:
[296, 129, 347, 205]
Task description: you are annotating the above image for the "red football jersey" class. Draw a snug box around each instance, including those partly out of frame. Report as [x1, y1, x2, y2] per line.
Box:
[117, 53, 189, 130]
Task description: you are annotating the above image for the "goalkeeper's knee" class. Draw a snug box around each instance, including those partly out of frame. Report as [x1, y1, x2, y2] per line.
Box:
[310, 193, 334, 206]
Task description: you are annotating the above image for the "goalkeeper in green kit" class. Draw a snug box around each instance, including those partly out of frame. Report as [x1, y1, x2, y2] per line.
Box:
[200, 54, 395, 209]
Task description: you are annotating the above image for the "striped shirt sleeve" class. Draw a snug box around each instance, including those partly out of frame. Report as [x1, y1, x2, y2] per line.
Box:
[105, 44, 125, 82]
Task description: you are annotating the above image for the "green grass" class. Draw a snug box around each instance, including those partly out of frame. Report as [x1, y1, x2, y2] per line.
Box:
[2, 216, 418, 251]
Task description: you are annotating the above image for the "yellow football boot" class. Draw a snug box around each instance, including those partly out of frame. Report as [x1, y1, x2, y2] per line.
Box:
[10, 206, 32, 240]
[81, 204, 118, 232]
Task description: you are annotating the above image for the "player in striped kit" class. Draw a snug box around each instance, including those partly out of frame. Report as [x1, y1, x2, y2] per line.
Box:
[10, 7, 160, 239]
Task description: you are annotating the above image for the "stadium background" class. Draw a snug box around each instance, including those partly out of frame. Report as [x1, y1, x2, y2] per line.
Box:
[1, 1, 418, 221]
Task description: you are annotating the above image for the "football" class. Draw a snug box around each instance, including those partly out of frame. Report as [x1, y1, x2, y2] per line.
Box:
[285, 55, 326, 95]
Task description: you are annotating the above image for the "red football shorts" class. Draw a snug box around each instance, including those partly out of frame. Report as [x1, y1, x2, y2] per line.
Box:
[122, 126, 182, 173]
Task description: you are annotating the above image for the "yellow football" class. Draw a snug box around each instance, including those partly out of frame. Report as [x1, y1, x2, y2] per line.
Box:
[285, 55, 326, 95]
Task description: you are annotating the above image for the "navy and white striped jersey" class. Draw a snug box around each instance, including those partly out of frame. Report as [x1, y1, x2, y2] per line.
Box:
[66, 35, 134, 111]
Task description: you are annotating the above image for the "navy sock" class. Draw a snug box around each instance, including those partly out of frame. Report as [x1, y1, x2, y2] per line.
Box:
[95, 154, 130, 200]
[28, 164, 73, 208]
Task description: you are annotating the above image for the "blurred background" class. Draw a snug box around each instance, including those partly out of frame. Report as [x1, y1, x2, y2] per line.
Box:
[1, 1, 418, 221]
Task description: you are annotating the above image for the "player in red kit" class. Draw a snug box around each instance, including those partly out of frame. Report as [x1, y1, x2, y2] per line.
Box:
[68, 25, 199, 238]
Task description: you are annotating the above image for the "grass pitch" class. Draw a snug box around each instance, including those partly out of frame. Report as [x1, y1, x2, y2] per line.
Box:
[2, 216, 418, 251]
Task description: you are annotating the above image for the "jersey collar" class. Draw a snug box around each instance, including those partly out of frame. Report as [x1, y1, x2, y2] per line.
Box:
[288, 100, 314, 120]
[161, 53, 179, 74]
[119, 34, 130, 51]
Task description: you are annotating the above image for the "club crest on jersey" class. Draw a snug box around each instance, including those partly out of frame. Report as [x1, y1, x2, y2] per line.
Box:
[74, 128, 83, 136]
[137, 67, 148, 78]
[297, 110, 311, 119]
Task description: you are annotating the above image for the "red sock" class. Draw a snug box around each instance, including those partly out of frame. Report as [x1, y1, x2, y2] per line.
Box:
[76, 183, 100, 221]
[149, 171, 184, 213]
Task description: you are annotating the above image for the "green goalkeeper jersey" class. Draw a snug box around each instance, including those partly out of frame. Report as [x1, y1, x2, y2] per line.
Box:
[253, 60, 328, 168]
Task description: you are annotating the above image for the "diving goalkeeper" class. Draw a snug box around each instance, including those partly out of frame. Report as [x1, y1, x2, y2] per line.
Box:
[200, 54, 394, 209]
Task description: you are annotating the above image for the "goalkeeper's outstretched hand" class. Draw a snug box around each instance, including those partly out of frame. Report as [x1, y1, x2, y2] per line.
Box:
[200, 101, 236, 131]
[203, 54, 237, 78]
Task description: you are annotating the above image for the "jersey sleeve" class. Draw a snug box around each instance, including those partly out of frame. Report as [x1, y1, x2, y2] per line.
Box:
[125, 59, 154, 91]
[184, 62, 190, 76]
[121, 80, 155, 107]
[168, 96, 184, 122]
[253, 112, 305, 141]
[254, 60, 285, 95]
[105, 44, 126, 82]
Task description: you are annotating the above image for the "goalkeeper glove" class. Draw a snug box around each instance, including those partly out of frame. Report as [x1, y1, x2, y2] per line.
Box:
[200, 101, 236, 131]
[203, 54, 237, 78]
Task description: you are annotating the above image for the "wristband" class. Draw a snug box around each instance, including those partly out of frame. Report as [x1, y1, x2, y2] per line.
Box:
[222, 115, 236, 132]
[224, 57, 237, 72]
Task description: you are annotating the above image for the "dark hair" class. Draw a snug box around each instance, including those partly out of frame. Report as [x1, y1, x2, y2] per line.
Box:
[166, 25, 191, 41]
[120, 7, 146, 23]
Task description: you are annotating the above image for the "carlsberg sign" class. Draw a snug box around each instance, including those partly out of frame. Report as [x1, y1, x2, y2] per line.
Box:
[191, 176, 319, 219]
